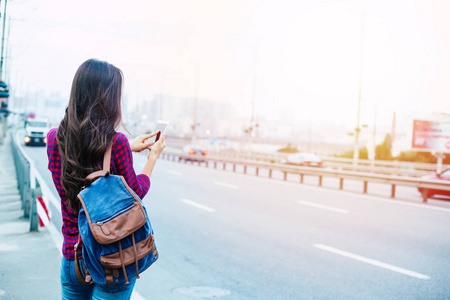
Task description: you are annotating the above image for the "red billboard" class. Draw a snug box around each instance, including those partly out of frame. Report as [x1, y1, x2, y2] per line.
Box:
[412, 120, 450, 152]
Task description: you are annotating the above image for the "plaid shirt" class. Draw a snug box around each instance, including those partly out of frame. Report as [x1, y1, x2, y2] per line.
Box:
[46, 128, 150, 259]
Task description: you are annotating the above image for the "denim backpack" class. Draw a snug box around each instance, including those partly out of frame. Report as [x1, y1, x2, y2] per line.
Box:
[74, 147, 158, 285]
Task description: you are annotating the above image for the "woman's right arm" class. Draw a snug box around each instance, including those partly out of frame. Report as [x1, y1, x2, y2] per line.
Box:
[113, 132, 165, 198]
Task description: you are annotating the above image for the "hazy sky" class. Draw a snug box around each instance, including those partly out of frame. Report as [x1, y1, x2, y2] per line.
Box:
[7, 0, 450, 133]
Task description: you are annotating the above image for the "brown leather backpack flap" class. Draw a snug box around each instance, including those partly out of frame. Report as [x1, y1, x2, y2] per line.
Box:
[100, 234, 158, 268]
[89, 201, 147, 245]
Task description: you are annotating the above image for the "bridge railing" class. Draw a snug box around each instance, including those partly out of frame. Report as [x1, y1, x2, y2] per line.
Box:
[161, 151, 450, 203]
[207, 150, 446, 175]
[10, 131, 54, 231]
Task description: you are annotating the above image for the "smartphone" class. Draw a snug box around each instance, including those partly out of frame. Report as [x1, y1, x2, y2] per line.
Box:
[147, 120, 169, 146]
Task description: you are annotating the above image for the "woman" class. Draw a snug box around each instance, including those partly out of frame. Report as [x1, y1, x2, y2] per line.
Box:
[47, 59, 165, 299]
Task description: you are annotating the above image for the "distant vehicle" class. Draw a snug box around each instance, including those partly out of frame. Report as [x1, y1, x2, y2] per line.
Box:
[24, 119, 50, 146]
[180, 145, 208, 162]
[418, 168, 450, 198]
[283, 152, 323, 167]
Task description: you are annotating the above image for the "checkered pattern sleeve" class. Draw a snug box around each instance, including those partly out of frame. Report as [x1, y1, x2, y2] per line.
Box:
[111, 133, 150, 199]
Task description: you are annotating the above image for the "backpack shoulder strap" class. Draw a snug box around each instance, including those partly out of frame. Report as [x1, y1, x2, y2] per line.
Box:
[83, 146, 113, 187]
[103, 146, 112, 172]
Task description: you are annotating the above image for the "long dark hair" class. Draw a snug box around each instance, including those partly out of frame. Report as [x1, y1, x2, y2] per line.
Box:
[57, 59, 123, 213]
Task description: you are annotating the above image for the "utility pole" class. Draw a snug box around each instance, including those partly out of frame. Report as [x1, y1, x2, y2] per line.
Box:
[4, 17, 9, 83]
[0, 0, 7, 80]
[353, 12, 365, 167]
[248, 47, 258, 153]
[308, 119, 312, 153]
[191, 61, 200, 144]
[158, 74, 164, 121]
[370, 105, 377, 167]
[0, 0, 9, 142]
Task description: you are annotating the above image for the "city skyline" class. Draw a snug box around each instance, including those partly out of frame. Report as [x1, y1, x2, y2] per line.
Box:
[5, 0, 450, 154]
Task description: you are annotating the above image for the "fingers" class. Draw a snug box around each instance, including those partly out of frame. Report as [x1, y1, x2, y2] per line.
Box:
[144, 141, 155, 148]
[157, 135, 166, 148]
[151, 134, 164, 144]
[150, 135, 165, 156]
[143, 131, 160, 139]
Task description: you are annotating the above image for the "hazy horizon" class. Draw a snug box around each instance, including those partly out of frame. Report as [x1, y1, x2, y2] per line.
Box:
[6, 0, 450, 146]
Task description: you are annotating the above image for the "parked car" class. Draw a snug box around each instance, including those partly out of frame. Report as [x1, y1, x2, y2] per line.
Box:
[283, 152, 323, 167]
[24, 119, 50, 146]
[180, 145, 208, 162]
[418, 168, 450, 198]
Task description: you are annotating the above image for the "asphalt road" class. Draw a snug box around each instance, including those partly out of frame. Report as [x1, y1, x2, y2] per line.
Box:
[21, 142, 450, 300]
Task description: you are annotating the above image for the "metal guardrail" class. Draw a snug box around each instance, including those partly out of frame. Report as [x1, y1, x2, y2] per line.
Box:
[162, 151, 450, 203]
[208, 150, 445, 177]
[324, 156, 447, 171]
[10, 131, 43, 231]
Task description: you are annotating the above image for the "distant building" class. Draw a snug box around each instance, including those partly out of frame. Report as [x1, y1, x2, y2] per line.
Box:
[135, 94, 237, 138]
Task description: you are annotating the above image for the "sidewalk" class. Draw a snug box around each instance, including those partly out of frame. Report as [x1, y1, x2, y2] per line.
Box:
[0, 134, 60, 300]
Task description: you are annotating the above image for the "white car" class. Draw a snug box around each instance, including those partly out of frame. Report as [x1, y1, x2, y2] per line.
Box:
[284, 152, 323, 167]
[181, 145, 208, 162]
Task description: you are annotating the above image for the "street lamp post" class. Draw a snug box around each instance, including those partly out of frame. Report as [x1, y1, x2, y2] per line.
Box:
[191, 61, 200, 144]
[0, 0, 7, 80]
[353, 12, 365, 167]
[247, 46, 258, 154]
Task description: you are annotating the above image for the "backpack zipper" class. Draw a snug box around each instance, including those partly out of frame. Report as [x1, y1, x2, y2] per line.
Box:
[95, 202, 136, 225]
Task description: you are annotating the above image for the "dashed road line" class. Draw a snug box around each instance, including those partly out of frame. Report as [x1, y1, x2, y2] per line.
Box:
[214, 181, 239, 189]
[314, 244, 430, 280]
[298, 201, 349, 214]
[181, 199, 216, 212]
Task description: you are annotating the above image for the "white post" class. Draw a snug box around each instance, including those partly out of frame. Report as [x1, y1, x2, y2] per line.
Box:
[436, 152, 445, 174]
[353, 12, 365, 167]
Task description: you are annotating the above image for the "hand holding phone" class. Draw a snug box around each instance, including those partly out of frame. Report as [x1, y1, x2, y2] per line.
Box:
[130, 131, 159, 153]
[148, 133, 166, 158]
[147, 120, 169, 149]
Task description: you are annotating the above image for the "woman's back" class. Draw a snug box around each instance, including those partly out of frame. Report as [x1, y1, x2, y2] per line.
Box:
[47, 128, 150, 260]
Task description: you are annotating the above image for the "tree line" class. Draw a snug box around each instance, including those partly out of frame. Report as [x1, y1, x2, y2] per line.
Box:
[336, 134, 450, 164]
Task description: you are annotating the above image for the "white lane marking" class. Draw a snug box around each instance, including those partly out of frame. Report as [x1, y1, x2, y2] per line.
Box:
[298, 201, 349, 214]
[314, 244, 430, 280]
[214, 181, 239, 189]
[181, 199, 216, 212]
[168, 170, 182, 176]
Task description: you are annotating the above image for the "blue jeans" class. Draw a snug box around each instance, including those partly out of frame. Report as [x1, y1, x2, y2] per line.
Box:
[60, 257, 136, 300]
